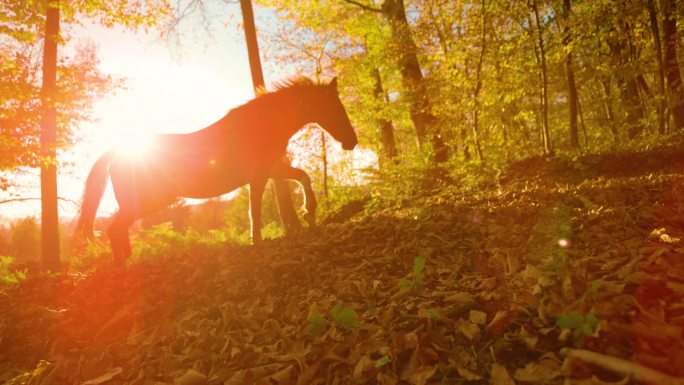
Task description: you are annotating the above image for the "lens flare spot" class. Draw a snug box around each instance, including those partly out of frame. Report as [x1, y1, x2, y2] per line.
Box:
[116, 135, 156, 159]
[558, 238, 569, 248]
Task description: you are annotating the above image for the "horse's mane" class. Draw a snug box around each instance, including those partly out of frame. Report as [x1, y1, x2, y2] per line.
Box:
[255, 76, 326, 97]
[219, 76, 326, 124]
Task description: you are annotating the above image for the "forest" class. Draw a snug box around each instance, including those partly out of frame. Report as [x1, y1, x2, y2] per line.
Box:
[2, 0, 684, 384]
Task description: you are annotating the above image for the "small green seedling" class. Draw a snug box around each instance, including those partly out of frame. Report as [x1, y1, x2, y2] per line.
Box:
[399, 254, 427, 292]
[375, 355, 391, 368]
[582, 279, 603, 301]
[304, 305, 328, 337]
[306, 303, 361, 335]
[556, 311, 599, 346]
[330, 302, 360, 331]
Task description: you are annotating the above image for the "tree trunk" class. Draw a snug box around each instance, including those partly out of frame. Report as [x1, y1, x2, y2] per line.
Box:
[320, 130, 328, 197]
[472, 0, 486, 162]
[601, 76, 620, 144]
[40, 2, 60, 271]
[531, 0, 552, 155]
[621, 78, 645, 139]
[562, 0, 580, 148]
[372, 68, 397, 161]
[382, 0, 447, 163]
[607, 34, 646, 139]
[461, 125, 471, 161]
[645, 12, 663, 134]
[239, 0, 301, 235]
[663, 0, 684, 130]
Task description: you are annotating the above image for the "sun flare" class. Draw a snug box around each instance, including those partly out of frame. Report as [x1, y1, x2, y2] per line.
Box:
[114, 135, 156, 160]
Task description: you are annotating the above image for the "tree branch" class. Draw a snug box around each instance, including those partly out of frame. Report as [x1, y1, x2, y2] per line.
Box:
[0, 196, 78, 206]
[341, 0, 383, 13]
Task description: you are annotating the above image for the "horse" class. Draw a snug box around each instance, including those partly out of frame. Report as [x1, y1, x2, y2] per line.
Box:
[76, 77, 358, 262]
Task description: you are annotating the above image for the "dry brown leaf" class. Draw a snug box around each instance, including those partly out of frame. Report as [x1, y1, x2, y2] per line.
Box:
[456, 366, 483, 381]
[443, 291, 476, 304]
[456, 318, 481, 341]
[81, 367, 123, 385]
[296, 361, 322, 385]
[486, 310, 509, 333]
[268, 364, 295, 384]
[563, 375, 631, 385]
[395, 331, 419, 351]
[490, 363, 516, 385]
[174, 369, 207, 385]
[469, 309, 487, 325]
[352, 355, 375, 383]
[399, 348, 437, 385]
[376, 371, 399, 385]
[513, 362, 560, 382]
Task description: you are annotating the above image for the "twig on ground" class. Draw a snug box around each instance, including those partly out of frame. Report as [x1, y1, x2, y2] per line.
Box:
[561, 348, 684, 385]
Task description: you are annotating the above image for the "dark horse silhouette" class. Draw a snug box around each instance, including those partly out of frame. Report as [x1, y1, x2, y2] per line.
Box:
[76, 77, 358, 262]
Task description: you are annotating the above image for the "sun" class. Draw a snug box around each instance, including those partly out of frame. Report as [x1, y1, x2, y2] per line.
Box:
[114, 134, 156, 160]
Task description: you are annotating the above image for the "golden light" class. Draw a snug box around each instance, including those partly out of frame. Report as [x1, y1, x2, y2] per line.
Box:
[114, 135, 156, 160]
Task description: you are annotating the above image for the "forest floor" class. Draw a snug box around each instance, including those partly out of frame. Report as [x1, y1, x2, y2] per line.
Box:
[3, 146, 684, 385]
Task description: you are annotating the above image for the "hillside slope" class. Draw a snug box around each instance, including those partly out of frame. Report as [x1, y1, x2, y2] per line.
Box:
[3, 148, 684, 384]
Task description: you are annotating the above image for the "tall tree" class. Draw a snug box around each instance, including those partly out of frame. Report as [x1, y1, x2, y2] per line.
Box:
[561, 0, 580, 148]
[3, 0, 170, 268]
[40, 2, 60, 271]
[646, 0, 667, 134]
[531, 0, 552, 155]
[472, 0, 486, 162]
[343, 0, 448, 163]
[239, 0, 302, 235]
[372, 68, 398, 161]
[663, 0, 684, 130]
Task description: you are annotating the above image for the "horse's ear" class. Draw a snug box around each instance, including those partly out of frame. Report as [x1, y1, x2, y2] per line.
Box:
[329, 76, 338, 90]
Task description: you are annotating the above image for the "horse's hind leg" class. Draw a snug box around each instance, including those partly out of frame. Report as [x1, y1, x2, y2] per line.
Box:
[107, 212, 134, 264]
[249, 178, 268, 244]
[271, 164, 317, 227]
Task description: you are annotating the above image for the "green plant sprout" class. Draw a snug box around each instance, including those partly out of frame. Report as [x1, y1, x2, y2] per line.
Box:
[399, 254, 427, 292]
[556, 311, 599, 346]
[330, 302, 360, 331]
[305, 303, 360, 336]
[304, 305, 327, 337]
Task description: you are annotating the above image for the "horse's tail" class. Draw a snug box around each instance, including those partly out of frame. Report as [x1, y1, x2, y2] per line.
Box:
[75, 151, 115, 240]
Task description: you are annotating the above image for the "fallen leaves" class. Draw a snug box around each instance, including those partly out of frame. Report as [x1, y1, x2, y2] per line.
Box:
[4, 152, 684, 384]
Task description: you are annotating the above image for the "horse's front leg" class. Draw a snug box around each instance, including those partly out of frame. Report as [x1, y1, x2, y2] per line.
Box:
[271, 164, 317, 227]
[107, 211, 134, 265]
[249, 178, 267, 244]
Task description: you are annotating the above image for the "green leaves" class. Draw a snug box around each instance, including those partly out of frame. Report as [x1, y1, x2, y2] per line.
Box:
[556, 311, 599, 346]
[330, 303, 360, 331]
[304, 306, 328, 337]
[375, 355, 391, 368]
[305, 303, 360, 336]
[399, 254, 427, 292]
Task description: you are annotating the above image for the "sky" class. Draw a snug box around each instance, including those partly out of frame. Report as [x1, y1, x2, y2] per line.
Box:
[1, 4, 275, 221]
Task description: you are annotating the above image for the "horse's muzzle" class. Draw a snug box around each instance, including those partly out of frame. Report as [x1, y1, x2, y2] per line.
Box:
[342, 138, 358, 150]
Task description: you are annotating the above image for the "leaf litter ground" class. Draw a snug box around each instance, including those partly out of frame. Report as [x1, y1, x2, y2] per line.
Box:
[3, 147, 684, 384]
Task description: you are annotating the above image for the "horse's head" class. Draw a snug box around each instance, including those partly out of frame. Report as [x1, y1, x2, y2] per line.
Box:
[312, 77, 358, 151]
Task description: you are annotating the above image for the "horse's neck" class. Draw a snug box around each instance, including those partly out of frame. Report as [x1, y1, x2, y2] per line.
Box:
[252, 91, 313, 137]
[276, 92, 318, 134]
[206, 91, 318, 147]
